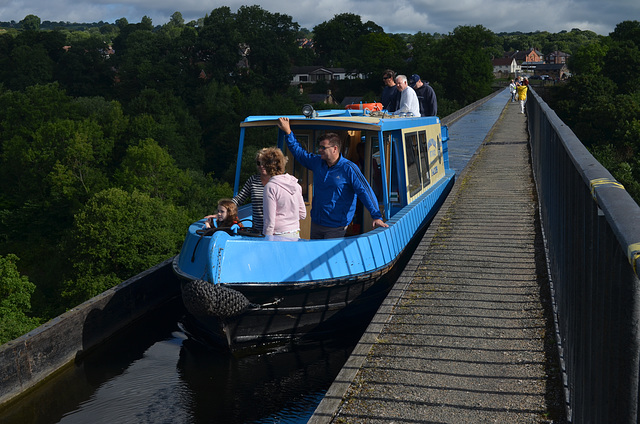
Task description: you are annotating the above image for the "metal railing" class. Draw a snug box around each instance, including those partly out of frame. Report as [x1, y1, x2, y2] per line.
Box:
[528, 89, 640, 423]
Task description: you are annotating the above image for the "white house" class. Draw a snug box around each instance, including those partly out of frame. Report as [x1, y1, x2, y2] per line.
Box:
[491, 57, 519, 78]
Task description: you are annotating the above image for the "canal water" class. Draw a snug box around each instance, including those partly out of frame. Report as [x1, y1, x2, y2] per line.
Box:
[0, 89, 510, 424]
[448, 87, 510, 174]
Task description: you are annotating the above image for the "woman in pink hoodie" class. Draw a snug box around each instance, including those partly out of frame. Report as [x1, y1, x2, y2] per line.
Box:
[258, 147, 306, 238]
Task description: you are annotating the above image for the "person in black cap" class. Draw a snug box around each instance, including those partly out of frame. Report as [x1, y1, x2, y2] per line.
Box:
[409, 74, 438, 117]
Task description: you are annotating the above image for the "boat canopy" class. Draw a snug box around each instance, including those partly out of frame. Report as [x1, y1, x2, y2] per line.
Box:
[235, 110, 445, 227]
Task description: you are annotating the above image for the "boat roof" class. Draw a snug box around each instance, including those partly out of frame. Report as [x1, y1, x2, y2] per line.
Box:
[240, 110, 440, 132]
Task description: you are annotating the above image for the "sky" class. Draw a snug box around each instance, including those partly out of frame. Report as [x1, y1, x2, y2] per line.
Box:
[1, 0, 638, 36]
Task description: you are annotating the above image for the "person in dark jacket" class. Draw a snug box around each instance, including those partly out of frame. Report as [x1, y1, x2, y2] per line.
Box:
[409, 74, 438, 117]
[381, 69, 399, 112]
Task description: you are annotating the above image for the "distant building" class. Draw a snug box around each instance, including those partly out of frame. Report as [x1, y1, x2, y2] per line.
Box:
[505, 47, 544, 64]
[504, 48, 544, 75]
[534, 63, 570, 80]
[307, 90, 338, 105]
[291, 66, 364, 85]
[546, 50, 570, 64]
[491, 57, 519, 78]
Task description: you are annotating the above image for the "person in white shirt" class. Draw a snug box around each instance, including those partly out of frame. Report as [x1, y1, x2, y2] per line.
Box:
[393, 75, 420, 117]
[509, 79, 517, 102]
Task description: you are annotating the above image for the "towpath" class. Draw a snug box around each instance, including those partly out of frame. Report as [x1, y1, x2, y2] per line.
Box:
[310, 99, 566, 423]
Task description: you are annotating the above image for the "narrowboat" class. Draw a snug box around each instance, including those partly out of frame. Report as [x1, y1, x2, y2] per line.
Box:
[173, 105, 455, 350]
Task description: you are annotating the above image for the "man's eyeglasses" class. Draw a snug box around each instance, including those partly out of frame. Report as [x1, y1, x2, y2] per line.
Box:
[318, 144, 333, 152]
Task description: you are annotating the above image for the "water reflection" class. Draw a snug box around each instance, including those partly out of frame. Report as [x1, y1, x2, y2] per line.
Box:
[178, 336, 354, 423]
[0, 299, 362, 424]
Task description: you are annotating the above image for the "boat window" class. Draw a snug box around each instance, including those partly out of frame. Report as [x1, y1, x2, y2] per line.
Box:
[404, 132, 422, 197]
[419, 131, 431, 188]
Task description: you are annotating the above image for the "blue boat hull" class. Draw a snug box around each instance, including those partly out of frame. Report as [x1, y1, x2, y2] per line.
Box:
[173, 171, 455, 349]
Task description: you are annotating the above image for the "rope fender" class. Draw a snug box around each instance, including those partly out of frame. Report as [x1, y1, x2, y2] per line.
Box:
[181, 279, 251, 318]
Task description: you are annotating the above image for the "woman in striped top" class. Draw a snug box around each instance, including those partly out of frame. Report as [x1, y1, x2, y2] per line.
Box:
[232, 154, 268, 232]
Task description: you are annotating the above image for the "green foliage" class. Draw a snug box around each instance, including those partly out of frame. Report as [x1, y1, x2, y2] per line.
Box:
[180, 170, 233, 217]
[0, 254, 40, 344]
[425, 25, 496, 105]
[197, 7, 242, 85]
[125, 89, 204, 170]
[53, 35, 114, 97]
[0, 83, 74, 142]
[313, 13, 383, 67]
[568, 42, 609, 75]
[234, 5, 300, 92]
[590, 145, 640, 204]
[3, 117, 112, 212]
[115, 138, 192, 202]
[548, 20, 640, 206]
[5, 44, 54, 90]
[5, 11, 635, 328]
[499, 28, 602, 56]
[62, 188, 191, 305]
[603, 41, 640, 88]
[610, 20, 640, 45]
[552, 74, 618, 139]
[350, 32, 408, 80]
[20, 15, 41, 31]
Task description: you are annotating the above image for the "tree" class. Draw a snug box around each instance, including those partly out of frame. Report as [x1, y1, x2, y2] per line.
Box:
[140, 16, 153, 31]
[234, 5, 300, 91]
[6, 44, 54, 90]
[62, 188, 191, 305]
[0, 254, 40, 344]
[54, 34, 114, 97]
[551, 74, 618, 148]
[45, 119, 112, 202]
[0, 83, 74, 143]
[20, 14, 40, 31]
[313, 13, 383, 67]
[196, 81, 243, 178]
[125, 89, 204, 169]
[197, 7, 242, 84]
[349, 32, 407, 80]
[568, 42, 608, 76]
[160, 12, 187, 40]
[603, 41, 640, 89]
[115, 17, 128, 30]
[115, 138, 192, 202]
[73, 96, 129, 151]
[610, 20, 640, 46]
[169, 11, 185, 27]
[5, 118, 110, 204]
[111, 28, 160, 98]
[429, 25, 496, 106]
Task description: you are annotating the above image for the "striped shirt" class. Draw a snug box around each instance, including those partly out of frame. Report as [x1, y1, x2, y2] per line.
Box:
[233, 175, 264, 232]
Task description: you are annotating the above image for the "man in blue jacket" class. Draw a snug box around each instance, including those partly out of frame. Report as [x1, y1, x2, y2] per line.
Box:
[277, 117, 389, 239]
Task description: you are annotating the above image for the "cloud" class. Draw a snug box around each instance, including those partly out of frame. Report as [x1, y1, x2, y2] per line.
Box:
[1, 0, 637, 35]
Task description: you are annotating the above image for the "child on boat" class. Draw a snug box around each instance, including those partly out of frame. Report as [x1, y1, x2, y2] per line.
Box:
[203, 198, 243, 229]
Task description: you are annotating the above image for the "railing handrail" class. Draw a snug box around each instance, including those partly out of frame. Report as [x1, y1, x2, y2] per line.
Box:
[530, 89, 640, 277]
[528, 88, 640, 423]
